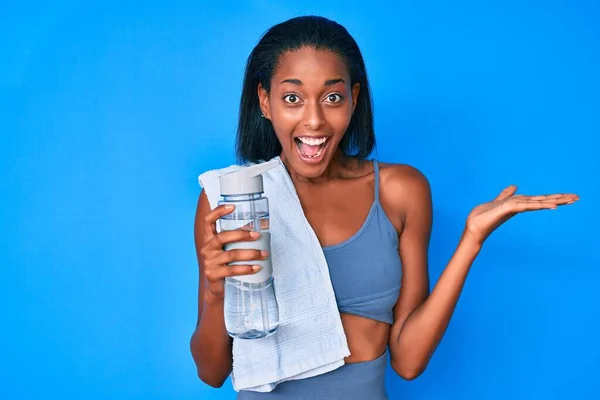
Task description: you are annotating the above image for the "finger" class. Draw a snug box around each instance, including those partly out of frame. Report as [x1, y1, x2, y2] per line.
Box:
[523, 196, 578, 206]
[203, 205, 235, 239]
[213, 248, 267, 265]
[522, 193, 578, 201]
[205, 264, 262, 282]
[208, 229, 261, 250]
[507, 200, 560, 213]
[494, 185, 518, 201]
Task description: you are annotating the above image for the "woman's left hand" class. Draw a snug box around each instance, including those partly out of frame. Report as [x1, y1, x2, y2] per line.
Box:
[464, 185, 579, 246]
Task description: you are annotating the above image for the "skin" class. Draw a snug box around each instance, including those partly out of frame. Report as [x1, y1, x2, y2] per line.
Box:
[190, 46, 579, 387]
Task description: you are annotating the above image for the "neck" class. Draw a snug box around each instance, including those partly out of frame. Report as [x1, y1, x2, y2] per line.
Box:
[279, 148, 352, 185]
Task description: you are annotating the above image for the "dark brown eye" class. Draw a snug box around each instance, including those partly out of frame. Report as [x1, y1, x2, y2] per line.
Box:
[326, 94, 342, 103]
[284, 94, 299, 103]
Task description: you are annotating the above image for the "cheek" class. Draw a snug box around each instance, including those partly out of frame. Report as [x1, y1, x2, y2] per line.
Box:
[271, 102, 298, 121]
[328, 107, 353, 132]
[269, 105, 297, 135]
[272, 128, 288, 145]
[269, 118, 293, 145]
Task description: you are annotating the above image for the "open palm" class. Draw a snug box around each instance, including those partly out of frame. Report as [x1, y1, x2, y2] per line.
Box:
[465, 185, 579, 245]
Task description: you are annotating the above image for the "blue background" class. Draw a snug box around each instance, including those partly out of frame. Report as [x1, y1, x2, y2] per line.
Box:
[1, 1, 598, 399]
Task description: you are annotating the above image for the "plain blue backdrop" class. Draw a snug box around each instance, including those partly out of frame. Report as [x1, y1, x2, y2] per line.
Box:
[1, 1, 598, 399]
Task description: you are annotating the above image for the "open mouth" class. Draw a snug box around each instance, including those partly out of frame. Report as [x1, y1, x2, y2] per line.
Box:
[294, 136, 330, 163]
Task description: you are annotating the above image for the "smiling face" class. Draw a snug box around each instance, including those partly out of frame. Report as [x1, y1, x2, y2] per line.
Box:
[258, 47, 360, 179]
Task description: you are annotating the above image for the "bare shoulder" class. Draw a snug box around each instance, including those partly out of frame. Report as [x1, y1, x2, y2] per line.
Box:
[377, 162, 432, 228]
[378, 162, 431, 199]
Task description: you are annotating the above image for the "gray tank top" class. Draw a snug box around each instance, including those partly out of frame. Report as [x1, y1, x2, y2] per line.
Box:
[322, 160, 402, 324]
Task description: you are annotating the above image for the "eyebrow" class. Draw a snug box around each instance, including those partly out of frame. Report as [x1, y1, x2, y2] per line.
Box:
[280, 78, 346, 86]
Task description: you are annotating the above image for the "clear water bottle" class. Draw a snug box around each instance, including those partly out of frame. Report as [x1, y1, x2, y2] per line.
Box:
[218, 159, 280, 339]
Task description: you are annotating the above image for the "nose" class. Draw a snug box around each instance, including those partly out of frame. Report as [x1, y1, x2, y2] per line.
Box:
[302, 101, 325, 131]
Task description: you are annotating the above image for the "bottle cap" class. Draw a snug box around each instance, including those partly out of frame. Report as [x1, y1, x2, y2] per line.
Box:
[219, 159, 280, 195]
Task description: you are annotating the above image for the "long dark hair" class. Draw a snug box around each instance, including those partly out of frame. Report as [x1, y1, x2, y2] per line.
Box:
[235, 16, 375, 164]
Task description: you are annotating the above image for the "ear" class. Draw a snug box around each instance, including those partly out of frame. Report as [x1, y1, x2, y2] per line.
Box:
[351, 82, 360, 113]
[257, 83, 271, 120]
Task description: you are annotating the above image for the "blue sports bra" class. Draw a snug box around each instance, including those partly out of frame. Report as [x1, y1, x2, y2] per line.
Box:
[322, 160, 402, 325]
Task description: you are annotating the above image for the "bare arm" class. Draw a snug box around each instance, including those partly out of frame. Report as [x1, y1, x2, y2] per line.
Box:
[385, 166, 454, 380]
[190, 190, 233, 387]
[386, 168, 578, 380]
[387, 170, 480, 379]
[189, 190, 266, 387]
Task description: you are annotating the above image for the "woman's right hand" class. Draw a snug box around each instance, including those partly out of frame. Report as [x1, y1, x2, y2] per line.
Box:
[199, 204, 266, 303]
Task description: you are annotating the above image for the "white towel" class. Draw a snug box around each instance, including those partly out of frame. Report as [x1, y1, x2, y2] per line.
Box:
[198, 155, 350, 392]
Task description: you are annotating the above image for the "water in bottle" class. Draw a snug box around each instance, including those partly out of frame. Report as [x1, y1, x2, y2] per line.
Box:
[218, 159, 280, 339]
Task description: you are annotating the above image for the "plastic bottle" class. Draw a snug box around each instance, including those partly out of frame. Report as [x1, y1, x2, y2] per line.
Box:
[218, 159, 280, 339]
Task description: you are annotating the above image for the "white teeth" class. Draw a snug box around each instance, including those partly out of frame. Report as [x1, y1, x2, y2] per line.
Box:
[297, 136, 328, 146]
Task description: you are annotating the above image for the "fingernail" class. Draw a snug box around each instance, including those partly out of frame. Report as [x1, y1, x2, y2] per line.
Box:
[225, 205, 234, 210]
[250, 231, 261, 238]
[261, 250, 269, 257]
[252, 265, 262, 271]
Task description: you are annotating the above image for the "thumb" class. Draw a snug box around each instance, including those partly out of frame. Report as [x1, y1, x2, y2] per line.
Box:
[494, 185, 517, 201]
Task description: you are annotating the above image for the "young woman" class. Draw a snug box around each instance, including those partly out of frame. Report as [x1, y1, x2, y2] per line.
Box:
[191, 15, 578, 399]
